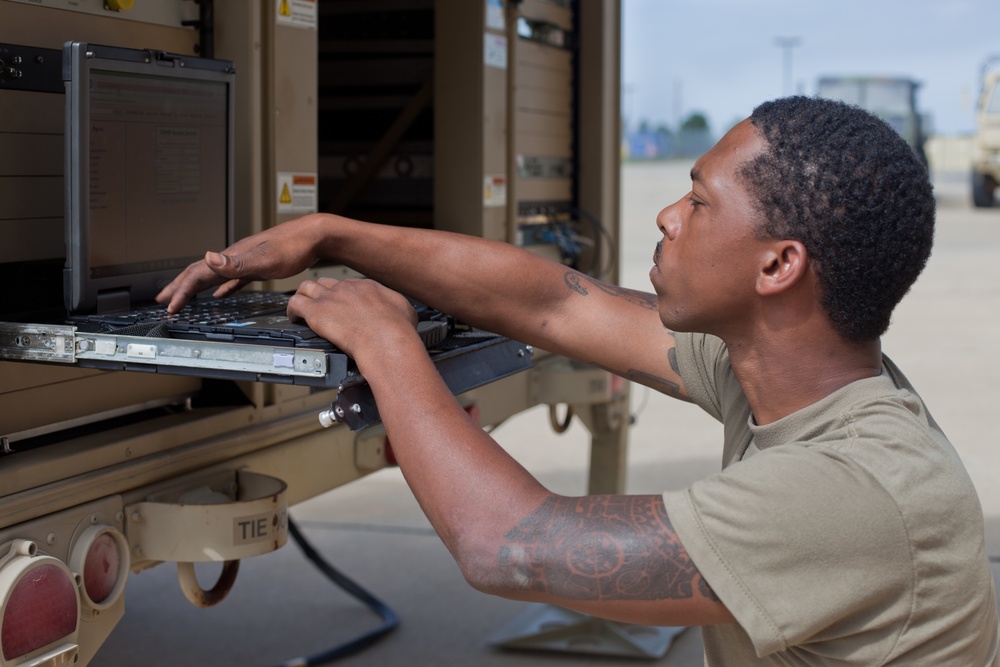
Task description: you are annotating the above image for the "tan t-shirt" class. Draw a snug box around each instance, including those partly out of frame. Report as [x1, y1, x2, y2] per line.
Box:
[663, 333, 999, 665]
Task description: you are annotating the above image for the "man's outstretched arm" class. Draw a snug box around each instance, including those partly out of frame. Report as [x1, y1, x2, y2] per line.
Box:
[284, 278, 727, 626]
[157, 213, 688, 399]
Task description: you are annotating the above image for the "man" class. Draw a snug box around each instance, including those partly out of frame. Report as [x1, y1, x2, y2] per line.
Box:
[158, 97, 999, 664]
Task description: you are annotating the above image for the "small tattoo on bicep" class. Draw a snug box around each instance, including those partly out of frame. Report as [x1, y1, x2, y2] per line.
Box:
[565, 272, 588, 296]
[563, 272, 658, 311]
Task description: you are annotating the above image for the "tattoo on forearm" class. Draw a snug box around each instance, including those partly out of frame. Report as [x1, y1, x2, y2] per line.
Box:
[563, 272, 658, 311]
[499, 495, 718, 603]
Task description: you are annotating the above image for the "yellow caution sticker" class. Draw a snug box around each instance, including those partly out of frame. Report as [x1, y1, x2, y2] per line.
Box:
[483, 174, 507, 207]
[276, 172, 318, 214]
[276, 0, 316, 30]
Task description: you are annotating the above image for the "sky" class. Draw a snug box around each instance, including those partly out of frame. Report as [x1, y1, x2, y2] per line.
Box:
[621, 0, 1000, 137]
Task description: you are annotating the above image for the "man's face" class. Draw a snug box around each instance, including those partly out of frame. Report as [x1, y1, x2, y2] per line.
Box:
[649, 119, 771, 336]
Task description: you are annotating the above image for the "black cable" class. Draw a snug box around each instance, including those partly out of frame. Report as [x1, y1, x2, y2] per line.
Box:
[269, 518, 399, 667]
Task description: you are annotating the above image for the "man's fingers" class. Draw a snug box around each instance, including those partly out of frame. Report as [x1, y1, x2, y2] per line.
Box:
[212, 277, 248, 298]
[205, 250, 229, 270]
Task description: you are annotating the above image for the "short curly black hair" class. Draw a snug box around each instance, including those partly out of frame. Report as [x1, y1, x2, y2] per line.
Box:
[741, 96, 935, 341]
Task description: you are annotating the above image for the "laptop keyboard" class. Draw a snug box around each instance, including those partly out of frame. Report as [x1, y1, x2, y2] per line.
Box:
[78, 291, 290, 327]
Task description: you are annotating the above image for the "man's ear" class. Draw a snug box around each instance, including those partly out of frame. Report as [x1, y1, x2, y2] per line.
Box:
[756, 240, 808, 296]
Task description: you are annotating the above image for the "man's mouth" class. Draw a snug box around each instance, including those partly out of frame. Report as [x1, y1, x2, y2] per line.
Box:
[653, 240, 662, 265]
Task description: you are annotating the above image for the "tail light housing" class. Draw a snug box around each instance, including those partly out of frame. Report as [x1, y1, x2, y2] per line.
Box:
[69, 526, 129, 611]
[0, 540, 79, 666]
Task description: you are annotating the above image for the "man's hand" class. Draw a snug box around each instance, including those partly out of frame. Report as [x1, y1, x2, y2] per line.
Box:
[287, 277, 419, 362]
[155, 215, 326, 313]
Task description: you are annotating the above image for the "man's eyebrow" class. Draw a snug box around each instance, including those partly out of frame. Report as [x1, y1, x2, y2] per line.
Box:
[690, 167, 701, 183]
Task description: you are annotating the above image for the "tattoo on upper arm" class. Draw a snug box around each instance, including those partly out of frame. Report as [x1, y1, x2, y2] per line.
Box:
[563, 271, 658, 311]
[564, 272, 588, 296]
[498, 495, 719, 603]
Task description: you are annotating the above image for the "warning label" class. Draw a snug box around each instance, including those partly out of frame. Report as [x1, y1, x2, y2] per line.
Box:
[276, 0, 317, 30]
[483, 174, 507, 207]
[277, 172, 318, 214]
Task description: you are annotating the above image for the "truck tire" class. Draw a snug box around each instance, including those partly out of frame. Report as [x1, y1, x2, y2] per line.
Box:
[972, 170, 996, 208]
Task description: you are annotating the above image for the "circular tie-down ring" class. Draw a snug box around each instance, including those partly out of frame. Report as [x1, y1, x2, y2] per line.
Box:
[548, 403, 575, 434]
[176, 560, 240, 607]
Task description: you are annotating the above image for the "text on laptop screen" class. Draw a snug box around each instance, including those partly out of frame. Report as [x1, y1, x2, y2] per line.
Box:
[87, 69, 228, 279]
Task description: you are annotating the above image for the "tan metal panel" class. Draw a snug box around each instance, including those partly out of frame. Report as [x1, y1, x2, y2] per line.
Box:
[0, 0, 199, 53]
[514, 131, 572, 158]
[514, 110, 573, 136]
[517, 40, 573, 74]
[0, 89, 62, 133]
[0, 176, 62, 218]
[0, 362, 103, 394]
[0, 219, 63, 263]
[516, 62, 574, 92]
[213, 0, 265, 241]
[434, 0, 505, 239]
[0, 91, 65, 261]
[0, 133, 61, 177]
[516, 87, 575, 116]
[516, 178, 572, 202]
[1, 370, 200, 437]
[270, 5, 318, 228]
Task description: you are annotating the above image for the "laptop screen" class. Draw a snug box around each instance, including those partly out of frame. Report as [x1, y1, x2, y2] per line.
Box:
[64, 42, 235, 312]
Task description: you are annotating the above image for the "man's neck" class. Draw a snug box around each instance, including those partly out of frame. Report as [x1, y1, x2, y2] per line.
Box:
[725, 333, 883, 426]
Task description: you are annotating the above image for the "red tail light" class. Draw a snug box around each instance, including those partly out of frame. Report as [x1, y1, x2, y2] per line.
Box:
[70, 526, 129, 609]
[0, 541, 79, 662]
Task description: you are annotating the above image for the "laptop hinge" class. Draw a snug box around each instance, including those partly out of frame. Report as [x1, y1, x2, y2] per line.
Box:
[96, 290, 132, 315]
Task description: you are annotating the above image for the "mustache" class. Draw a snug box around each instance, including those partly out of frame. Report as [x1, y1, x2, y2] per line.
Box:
[654, 240, 662, 263]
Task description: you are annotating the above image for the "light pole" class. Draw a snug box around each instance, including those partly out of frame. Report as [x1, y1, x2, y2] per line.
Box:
[774, 36, 801, 96]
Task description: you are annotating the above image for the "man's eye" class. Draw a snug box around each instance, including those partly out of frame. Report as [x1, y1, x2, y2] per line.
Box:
[687, 197, 702, 207]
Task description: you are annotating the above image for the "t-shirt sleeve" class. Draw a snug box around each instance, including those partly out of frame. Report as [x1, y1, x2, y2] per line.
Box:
[663, 444, 912, 656]
[674, 332, 732, 423]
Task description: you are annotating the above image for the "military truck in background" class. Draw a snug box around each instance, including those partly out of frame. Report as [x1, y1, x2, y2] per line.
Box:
[816, 76, 929, 167]
[971, 55, 1000, 207]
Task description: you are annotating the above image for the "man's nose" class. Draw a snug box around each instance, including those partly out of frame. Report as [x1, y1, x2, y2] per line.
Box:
[656, 201, 682, 241]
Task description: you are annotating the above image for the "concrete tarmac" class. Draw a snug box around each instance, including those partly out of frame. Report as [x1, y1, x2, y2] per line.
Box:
[91, 162, 1000, 666]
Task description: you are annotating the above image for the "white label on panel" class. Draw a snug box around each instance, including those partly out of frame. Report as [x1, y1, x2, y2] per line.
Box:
[276, 0, 317, 30]
[486, 0, 506, 31]
[484, 175, 507, 207]
[484, 34, 508, 70]
[277, 172, 318, 214]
